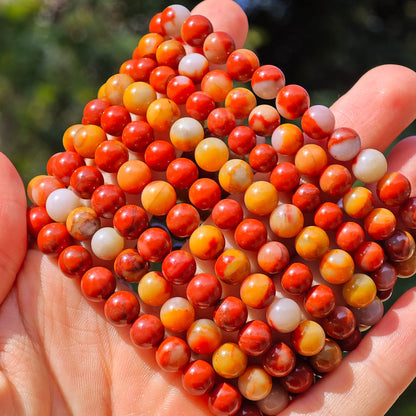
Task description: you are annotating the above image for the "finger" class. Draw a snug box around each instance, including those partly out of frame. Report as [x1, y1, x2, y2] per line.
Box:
[191, 0, 248, 49]
[0, 153, 27, 304]
[278, 287, 416, 416]
[330, 64, 416, 151]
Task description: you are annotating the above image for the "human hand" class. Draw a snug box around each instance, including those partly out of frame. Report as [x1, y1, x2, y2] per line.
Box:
[1, 1, 416, 415]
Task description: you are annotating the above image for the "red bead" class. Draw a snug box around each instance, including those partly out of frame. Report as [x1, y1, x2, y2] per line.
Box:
[47, 151, 85, 186]
[137, 227, 172, 263]
[181, 14, 213, 47]
[113, 204, 148, 240]
[94, 140, 129, 173]
[281, 262, 313, 295]
[185, 91, 216, 121]
[238, 320, 272, 356]
[160, 5, 190, 39]
[384, 230, 415, 262]
[257, 241, 290, 274]
[301, 104, 335, 140]
[104, 290, 140, 326]
[119, 57, 157, 82]
[281, 360, 314, 394]
[322, 305, 356, 339]
[166, 75, 196, 105]
[399, 197, 416, 229]
[319, 164, 352, 197]
[225, 87, 257, 120]
[251, 64, 285, 100]
[207, 107, 236, 137]
[27, 206, 53, 237]
[166, 203, 200, 238]
[81, 266, 116, 302]
[201, 70, 234, 103]
[58, 245, 92, 278]
[214, 296, 248, 332]
[162, 250, 196, 285]
[275, 84, 310, 119]
[212, 199, 244, 230]
[100, 105, 131, 137]
[149, 65, 177, 94]
[149, 12, 165, 36]
[227, 126, 257, 155]
[82, 98, 110, 126]
[203, 31, 236, 64]
[364, 207, 396, 240]
[156, 39, 186, 69]
[234, 219, 267, 251]
[377, 172, 411, 206]
[189, 178, 221, 210]
[156, 336, 191, 372]
[270, 162, 300, 192]
[314, 202, 344, 231]
[248, 143, 278, 173]
[335, 221, 365, 252]
[182, 360, 216, 396]
[262, 342, 296, 377]
[70, 165, 104, 199]
[186, 273, 222, 309]
[208, 382, 242, 416]
[130, 314, 164, 349]
[114, 248, 148, 283]
[166, 158, 199, 189]
[91, 184, 126, 219]
[226, 48, 259, 83]
[144, 140, 176, 171]
[354, 241, 385, 272]
[304, 284, 336, 318]
[121, 120, 153, 153]
[37, 222, 72, 255]
[292, 183, 321, 212]
[337, 327, 362, 351]
[371, 262, 397, 291]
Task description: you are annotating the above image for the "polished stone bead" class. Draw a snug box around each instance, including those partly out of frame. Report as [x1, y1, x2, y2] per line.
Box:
[262, 341, 296, 377]
[266, 297, 301, 333]
[238, 366, 272, 401]
[214, 296, 248, 332]
[130, 314, 164, 349]
[156, 336, 191, 372]
[291, 320, 326, 356]
[212, 342, 248, 379]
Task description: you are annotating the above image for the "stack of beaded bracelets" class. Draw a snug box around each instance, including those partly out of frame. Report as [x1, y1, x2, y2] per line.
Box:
[26, 3, 416, 416]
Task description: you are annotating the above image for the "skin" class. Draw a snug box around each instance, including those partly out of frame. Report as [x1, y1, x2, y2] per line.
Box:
[1, 1, 416, 415]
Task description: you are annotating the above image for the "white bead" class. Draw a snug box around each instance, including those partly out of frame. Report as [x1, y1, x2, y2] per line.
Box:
[46, 188, 81, 222]
[304, 105, 335, 137]
[91, 227, 124, 260]
[178, 53, 209, 82]
[266, 297, 301, 333]
[256, 383, 290, 415]
[352, 148, 387, 183]
[162, 5, 190, 38]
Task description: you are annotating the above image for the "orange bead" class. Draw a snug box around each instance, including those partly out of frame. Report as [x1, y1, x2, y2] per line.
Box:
[319, 249, 355, 284]
[291, 320, 326, 356]
[141, 180, 176, 216]
[343, 273, 377, 308]
[146, 98, 181, 132]
[343, 186, 374, 219]
[136, 33, 164, 59]
[244, 181, 279, 216]
[63, 124, 83, 151]
[364, 207, 396, 240]
[123, 81, 157, 115]
[189, 225, 225, 260]
[212, 342, 248, 379]
[215, 249, 251, 285]
[160, 297, 195, 332]
[240, 273, 275, 309]
[138, 271, 172, 307]
[295, 144, 328, 176]
[117, 160, 152, 194]
[103, 73, 134, 106]
[225, 87, 257, 119]
[73, 125, 107, 159]
[295, 226, 330, 260]
[271, 123, 303, 155]
[269, 203, 304, 239]
[218, 159, 253, 194]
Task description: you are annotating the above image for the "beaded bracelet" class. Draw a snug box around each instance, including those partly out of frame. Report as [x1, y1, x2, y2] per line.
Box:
[26, 3, 416, 415]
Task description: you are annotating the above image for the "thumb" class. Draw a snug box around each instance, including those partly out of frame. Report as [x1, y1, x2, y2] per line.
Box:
[0, 153, 27, 304]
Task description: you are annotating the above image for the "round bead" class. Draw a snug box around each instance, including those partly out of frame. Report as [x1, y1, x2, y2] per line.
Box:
[203, 31, 236, 64]
[384, 230, 415, 262]
[314, 202, 344, 231]
[226, 48, 259, 83]
[251, 64, 285, 100]
[262, 341, 296, 378]
[248, 104, 280, 137]
[166, 203, 200, 238]
[104, 291, 140, 327]
[149, 65, 176, 94]
[182, 360, 216, 396]
[295, 144, 328, 176]
[291, 320, 326, 356]
[169, 117, 204, 152]
[400, 197, 416, 228]
[319, 164, 353, 197]
[266, 297, 301, 333]
[238, 366, 272, 401]
[155, 39, 186, 69]
[82, 99, 110, 126]
[234, 219, 267, 251]
[343, 186, 374, 219]
[281, 262, 313, 295]
[58, 245, 93, 278]
[304, 284, 336, 318]
[37, 222, 72, 255]
[186, 273, 222, 309]
[248, 143, 278, 173]
[214, 296, 248, 332]
[156, 336, 191, 372]
[181, 14, 213, 47]
[371, 262, 397, 291]
[141, 180, 177, 216]
[161, 4, 190, 38]
[322, 305, 356, 340]
[120, 57, 157, 82]
[100, 105, 131, 136]
[256, 384, 290, 416]
[270, 162, 300, 191]
[257, 241, 290, 274]
[46, 188, 81, 223]
[73, 125, 107, 158]
[295, 226, 329, 261]
[275, 84, 310, 119]
[117, 160, 152, 194]
[166, 158, 198, 189]
[63, 124, 83, 151]
[352, 297, 384, 327]
[130, 314, 164, 349]
[160, 297, 195, 333]
[162, 250, 196, 285]
[123, 81, 157, 116]
[194, 138, 229, 172]
[212, 199, 244, 230]
[352, 148, 388, 183]
[114, 248, 148, 283]
[225, 87, 257, 120]
[319, 249, 355, 284]
[228, 126, 257, 155]
[186, 91, 216, 121]
[393, 250, 416, 278]
[327, 127, 361, 161]
[102, 73, 134, 106]
[27, 206, 53, 238]
[301, 104, 335, 140]
[80, 266, 116, 302]
[212, 342, 248, 379]
[137, 227, 172, 263]
[113, 205, 148, 240]
[70, 166, 104, 199]
[269, 201, 305, 238]
[187, 319, 222, 354]
[208, 382, 242, 416]
[215, 249, 251, 285]
[201, 70, 233, 102]
[91, 184, 126, 219]
[138, 271, 172, 307]
[219, 159, 253, 194]
[207, 107, 236, 137]
[238, 320, 272, 357]
[343, 273, 377, 308]
[280, 360, 315, 394]
[178, 53, 209, 84]
[91, 227, 124, 260]
[66, 207, 100, 241]
[364, 208, 396, 240]
[354, 241, 385, 272]
[271, 123, 303, 155]
[292, 183, 321, 213]
[378, 172, 412, 206]
[243, 181, 279, 216]
[146, 98, 180, 132]
[47, 151, 85, 186]
[136, 33, 164, 59]
[310, 338, 342, 373]
[167, 75, 196, 105]
[240, 273, 275, 309]
[335, 221, 365, 252]
[189, 178, 221, 210]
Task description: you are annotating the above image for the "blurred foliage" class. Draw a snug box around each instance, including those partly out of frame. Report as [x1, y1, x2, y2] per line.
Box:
[0, 0, 415, 414]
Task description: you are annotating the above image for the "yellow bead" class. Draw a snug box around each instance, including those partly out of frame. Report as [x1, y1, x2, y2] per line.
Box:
[343, 273, 377, 308]
[343, 186, 374, 219]
[123, 81, 157, 115]
[244, 181, 279, 216]
[212, 342, 248, 379]
[141, 180, 177, 216]
[291, 320, 326, 356]
[295, 226, 330, 260]
[138, 271, 172, 306]
[238, 366, 272, 401]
